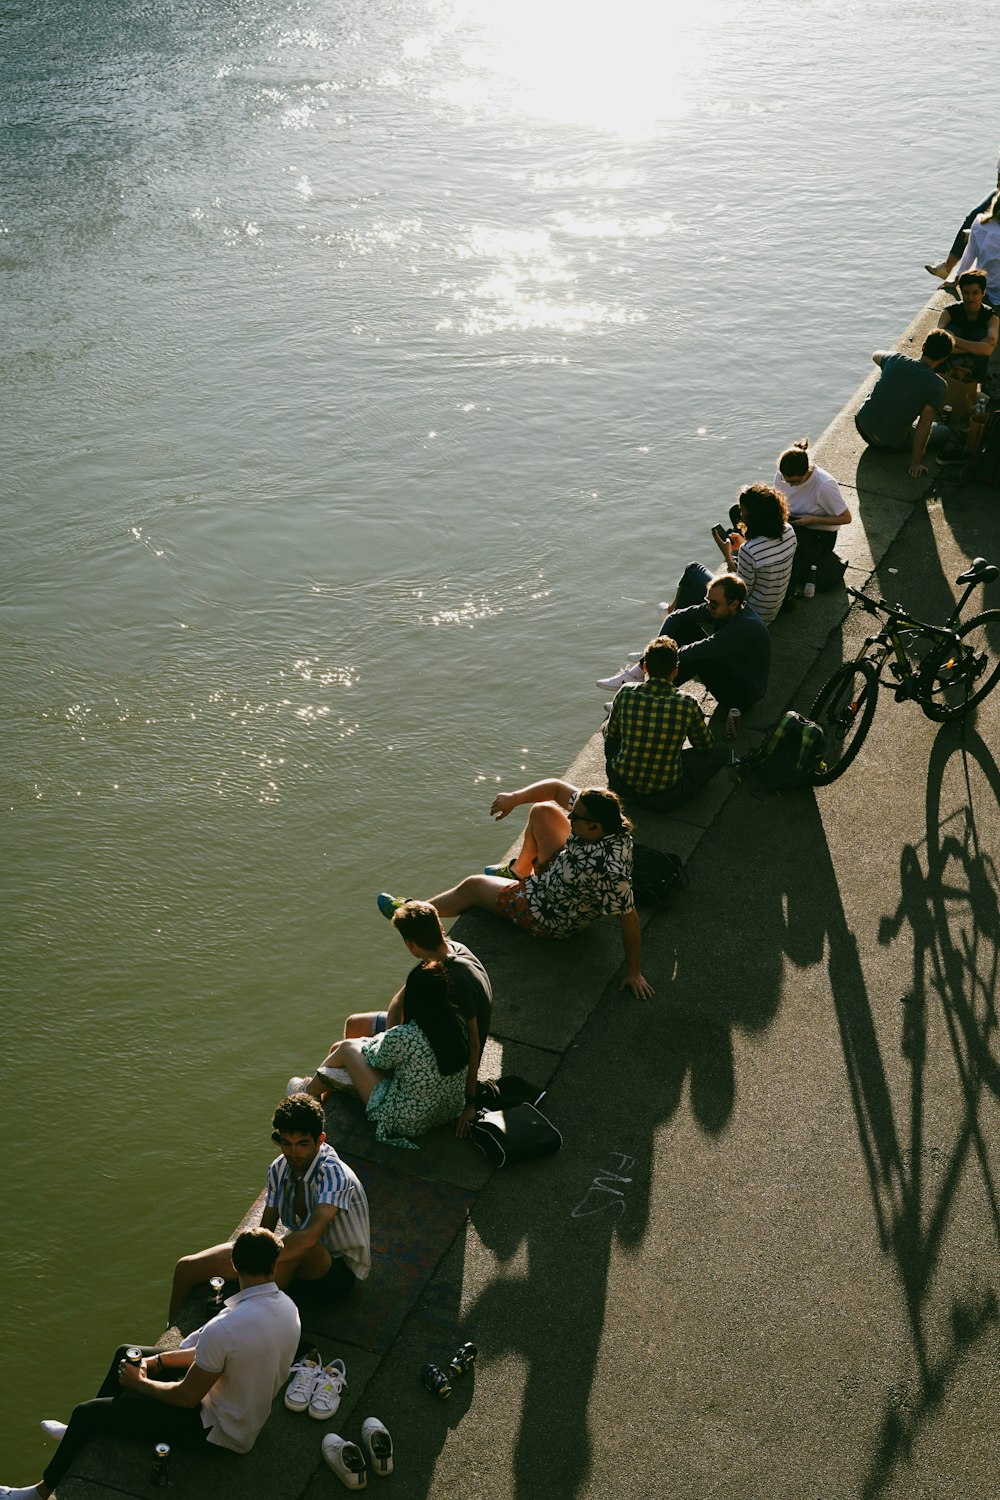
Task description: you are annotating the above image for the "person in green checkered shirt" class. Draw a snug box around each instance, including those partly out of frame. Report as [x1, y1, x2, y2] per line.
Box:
[604, 636, 729, 811]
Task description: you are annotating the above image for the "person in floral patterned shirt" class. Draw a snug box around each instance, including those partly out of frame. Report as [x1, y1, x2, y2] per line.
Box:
[292, 963, 469, 1149]
[378, 780, 654, 1000]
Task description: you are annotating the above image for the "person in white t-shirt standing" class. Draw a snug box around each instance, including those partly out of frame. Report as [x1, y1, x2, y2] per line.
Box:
[1, 1229, 300, 1500]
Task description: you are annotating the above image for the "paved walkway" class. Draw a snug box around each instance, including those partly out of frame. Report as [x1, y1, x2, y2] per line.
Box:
[61, 298, 999, 1500]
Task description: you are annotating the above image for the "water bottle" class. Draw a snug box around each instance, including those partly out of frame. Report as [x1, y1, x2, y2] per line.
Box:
[803, 565, 817, 599]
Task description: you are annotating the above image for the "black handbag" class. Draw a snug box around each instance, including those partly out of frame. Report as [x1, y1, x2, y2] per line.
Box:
[467, 1099, 562, 1167]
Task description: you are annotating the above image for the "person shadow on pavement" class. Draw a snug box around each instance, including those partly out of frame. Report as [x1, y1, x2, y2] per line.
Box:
[454, 779, 832, 1499]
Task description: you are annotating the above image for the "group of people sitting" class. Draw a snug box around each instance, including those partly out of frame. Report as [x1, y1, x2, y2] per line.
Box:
[588, 434, 850, 806]
[588, 186, 999, 811]
[6, 168, 999, 1500]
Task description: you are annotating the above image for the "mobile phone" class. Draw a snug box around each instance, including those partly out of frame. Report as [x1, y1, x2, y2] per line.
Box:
[712, 524, 728, 544]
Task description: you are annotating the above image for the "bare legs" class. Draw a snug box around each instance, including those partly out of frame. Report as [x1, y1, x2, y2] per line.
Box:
[426, 800, 571, 917]
[344, 986, 405, 1038]
[169, 1229, 337, 1321]
[169, 1241, 237, 1322]
[313, 1039, 385, 1105]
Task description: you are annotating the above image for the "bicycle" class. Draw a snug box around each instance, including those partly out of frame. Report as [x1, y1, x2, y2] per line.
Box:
[809, 556, 1000, 785]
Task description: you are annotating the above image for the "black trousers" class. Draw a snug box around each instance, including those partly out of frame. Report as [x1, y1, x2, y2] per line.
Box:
[43, 1344, 210, 1490]
[608, 743, 729, 812]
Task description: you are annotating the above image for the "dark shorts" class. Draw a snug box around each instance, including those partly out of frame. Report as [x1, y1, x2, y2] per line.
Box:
[298, 1255, 357, 1304]
[371, 1012, 388, 1035]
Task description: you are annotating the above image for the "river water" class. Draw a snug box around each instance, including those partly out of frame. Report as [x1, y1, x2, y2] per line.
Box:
[1, 0, 995, 1472]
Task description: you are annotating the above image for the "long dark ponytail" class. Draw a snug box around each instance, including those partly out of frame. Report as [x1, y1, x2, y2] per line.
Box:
[403, 962, 468, 1076]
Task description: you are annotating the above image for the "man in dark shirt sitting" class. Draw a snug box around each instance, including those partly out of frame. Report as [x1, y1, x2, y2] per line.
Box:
[659, 573, 771, 727]
[854, 329, 954, 478]
[605, 636, 729, 811]
[937, 269, 998, 390]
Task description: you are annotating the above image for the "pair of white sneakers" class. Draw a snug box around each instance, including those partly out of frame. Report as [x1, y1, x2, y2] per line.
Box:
[323, 1420, 393, 1489]
[285, 1349, 348, 1420]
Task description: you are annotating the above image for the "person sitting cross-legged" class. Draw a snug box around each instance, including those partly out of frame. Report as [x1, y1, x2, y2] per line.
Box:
[378, 782, 653, 999]
[0, 1229, 299, 1500]
[604, 635, 729, 811]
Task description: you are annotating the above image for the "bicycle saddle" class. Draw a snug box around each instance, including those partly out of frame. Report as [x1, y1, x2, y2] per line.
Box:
[956, 557, 998, 585]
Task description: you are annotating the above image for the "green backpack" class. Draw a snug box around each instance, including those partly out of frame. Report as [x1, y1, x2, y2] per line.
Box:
[733, 712, 826, 797]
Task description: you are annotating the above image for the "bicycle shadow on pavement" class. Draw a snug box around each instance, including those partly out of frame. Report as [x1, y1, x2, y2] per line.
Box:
[835, 723, 1000, 1500]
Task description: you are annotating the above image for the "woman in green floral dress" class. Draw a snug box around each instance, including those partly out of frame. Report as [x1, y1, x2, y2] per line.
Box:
[309, 963, 469, 1148]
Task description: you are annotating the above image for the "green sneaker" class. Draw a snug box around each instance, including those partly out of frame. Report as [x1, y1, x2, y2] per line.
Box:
[484, 862, 516, 880]
[377, 892, 407, 920]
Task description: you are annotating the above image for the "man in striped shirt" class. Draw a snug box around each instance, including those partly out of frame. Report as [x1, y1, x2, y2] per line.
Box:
[169, 1094, 370, 1322]
[605, 637, 728, 809]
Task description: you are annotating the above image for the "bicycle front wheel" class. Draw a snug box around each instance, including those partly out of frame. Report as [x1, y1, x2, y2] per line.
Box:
[919, 609, 1000, 722]
[809, 660, 879, 784]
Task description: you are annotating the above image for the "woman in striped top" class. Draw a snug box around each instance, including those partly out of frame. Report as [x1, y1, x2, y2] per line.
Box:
[716, 483, 797, 625]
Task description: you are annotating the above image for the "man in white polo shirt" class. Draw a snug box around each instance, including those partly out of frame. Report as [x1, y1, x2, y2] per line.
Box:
[168, 1093, 371, 1323]
[0, 1229, 299, 1500]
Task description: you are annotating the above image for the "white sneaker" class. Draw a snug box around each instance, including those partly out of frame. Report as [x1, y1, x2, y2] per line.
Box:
[40, 1419, 68, 1441]
[316, 1065, 357, 1092]
[360, 1417, 394, 1476]
[322, 1434, 367, 1489]
[285, 1349, 323, 1411]
[309, 1357, 347, 1419]
[596, 664, 644, 691]
[0, 1488, 47, 1499]
[286, 1075, 312, 1095]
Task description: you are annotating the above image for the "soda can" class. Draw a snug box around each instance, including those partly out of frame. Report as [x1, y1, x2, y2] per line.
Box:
[125, 1347, 143, 1367]
[419, 1362, 452, 1399]
[208, 1276, 226, 1311]
[151, 1442, 170, 1486]
[447, 1341, 478, 1378]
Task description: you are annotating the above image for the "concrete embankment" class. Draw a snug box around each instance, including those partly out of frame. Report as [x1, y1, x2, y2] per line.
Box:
[64, 294, 999, 1500]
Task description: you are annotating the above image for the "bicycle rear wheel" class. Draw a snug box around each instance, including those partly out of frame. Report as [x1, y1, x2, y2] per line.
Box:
[809, 660, 879, 784]
[919, 609, 1000, 722]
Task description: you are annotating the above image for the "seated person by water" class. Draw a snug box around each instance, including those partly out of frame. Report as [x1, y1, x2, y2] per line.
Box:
[600, 575, 770, 733]
[604, 636, 729, 810]
[943, 189, 1000, 312]
[936, 269, 998, 393]
[854, 329, 954, 477]
[599, 488, 795, 660]
[331, 899, 491, 1139]
[168, 1094, 370, 1324]
[378, 781, 653, 999]
[1, 1229, 299, 1500]
[925, 144, 1000, 281]
[660, 484, 797, 626]
[290, 954, 475, 1150]
[771, 436, 852, 587]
